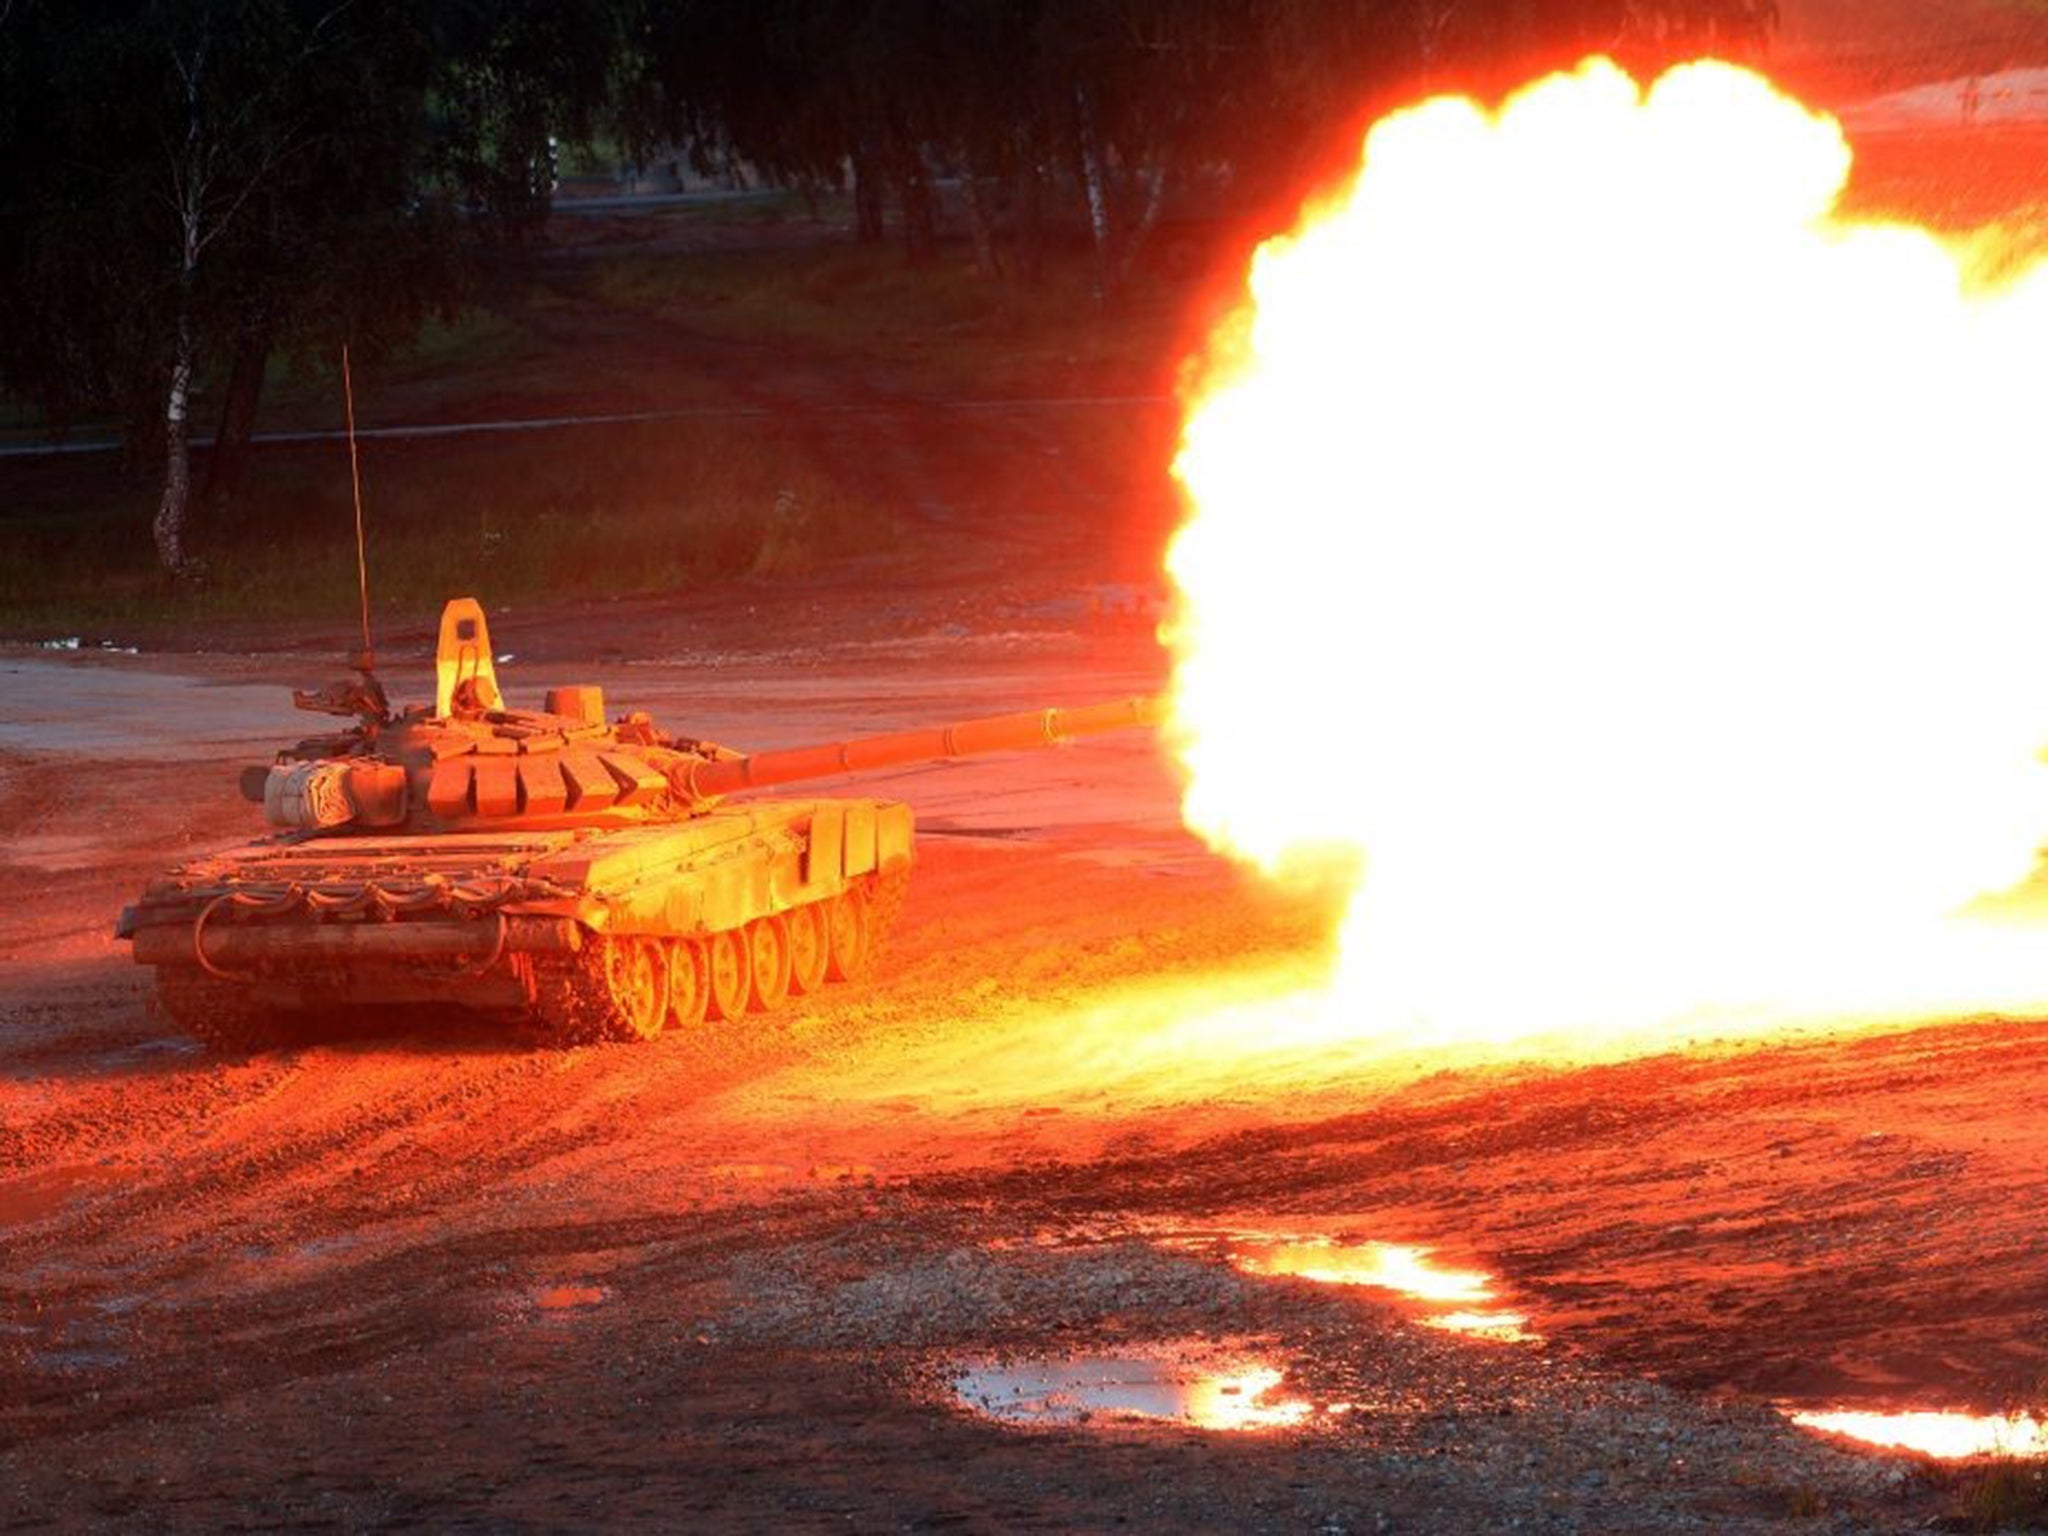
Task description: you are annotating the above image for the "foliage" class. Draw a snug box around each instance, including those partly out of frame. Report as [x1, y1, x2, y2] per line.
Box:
[0, 0, 637, 573]
[0, 0, 1780, 578]
[1947, 1458, 2048, 1532]
[620, 0, 1782, 291]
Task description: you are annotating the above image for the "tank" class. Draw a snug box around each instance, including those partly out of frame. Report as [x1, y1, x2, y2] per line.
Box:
[116, 598, 1163, 1050]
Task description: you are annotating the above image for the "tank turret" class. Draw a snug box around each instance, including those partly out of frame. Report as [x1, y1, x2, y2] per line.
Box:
[118, 598, 1163, 1051]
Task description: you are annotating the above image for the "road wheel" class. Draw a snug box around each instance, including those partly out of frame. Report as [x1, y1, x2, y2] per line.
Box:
[667, 938, 709, 1031]
[823, 886, 869, 983]
[705, 927, 752, 1022]
[155, 971, 285, 1053]
[605, 936, 668, 1041]
[532, 934, 668, 1045]
[786, 903, 828, 995]
[746, 915, 792, 1013]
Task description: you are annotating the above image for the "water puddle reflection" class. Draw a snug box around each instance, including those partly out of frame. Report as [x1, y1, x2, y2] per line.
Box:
[1789, 1408, 2048, 1459]
[0, 1164, 128, 1227]
[1162, 1227, 1539, 1343]
[954, 1348, 1322, 1431]
[534, 1283, 607, 1312]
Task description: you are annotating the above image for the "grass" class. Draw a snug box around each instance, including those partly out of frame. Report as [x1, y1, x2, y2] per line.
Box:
[583, 236, 1215, 398]
[252, 304, 602, 434]
[1943, 1385, 2048, 1532]
[1958, 1460, 2048, 1531]
[0, 417, 893, 636]
[0, 206, 1214, 638]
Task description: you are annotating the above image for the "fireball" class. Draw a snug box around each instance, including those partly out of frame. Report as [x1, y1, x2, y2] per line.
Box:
[1168, 59, 2048, 1047]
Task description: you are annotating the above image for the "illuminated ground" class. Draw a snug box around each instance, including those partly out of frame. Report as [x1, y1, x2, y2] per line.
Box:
[3, 607, 2044, 1531]
[11, 110, 2048, 1527]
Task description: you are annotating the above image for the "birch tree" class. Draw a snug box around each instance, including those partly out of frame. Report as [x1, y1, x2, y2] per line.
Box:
[0, 0, 634, 580]
[151, 5, 331, 575]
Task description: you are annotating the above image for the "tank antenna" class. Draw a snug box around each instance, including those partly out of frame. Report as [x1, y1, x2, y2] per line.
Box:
[342, 342, 373, 661]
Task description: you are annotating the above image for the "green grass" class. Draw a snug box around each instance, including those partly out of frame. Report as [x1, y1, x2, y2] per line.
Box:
[0, 418, 893, 636]
[252, 305, 578, 434]
[584, 238, 1204, 397]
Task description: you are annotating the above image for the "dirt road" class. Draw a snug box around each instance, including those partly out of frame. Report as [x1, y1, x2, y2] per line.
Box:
[4, 620, 2045, 1533]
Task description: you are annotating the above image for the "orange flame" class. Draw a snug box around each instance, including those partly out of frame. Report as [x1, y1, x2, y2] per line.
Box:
[1167, 58, 2048, 1050]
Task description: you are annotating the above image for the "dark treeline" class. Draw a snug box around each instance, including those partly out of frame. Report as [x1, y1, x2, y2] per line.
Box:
[629, 0, 1777, 290]
[0, 0, 1775, 579]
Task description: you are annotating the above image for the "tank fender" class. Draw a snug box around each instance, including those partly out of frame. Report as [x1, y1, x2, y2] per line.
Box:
[842, 802, 876, 876]
[804, 805, 844, 887]
[878, 802, 913, 871]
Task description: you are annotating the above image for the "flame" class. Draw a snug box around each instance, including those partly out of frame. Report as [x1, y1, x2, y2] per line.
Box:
[1167, 58, 2048, 1049]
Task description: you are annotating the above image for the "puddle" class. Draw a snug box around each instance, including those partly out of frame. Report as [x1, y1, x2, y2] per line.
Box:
[1789, 1408, 2048, 1459]
[1169, 1228, 1539, 1343]
[707, 1163, 795, 1182]
[1233, 1238, 1490, 1299]
[0, 1164, 127, 1226]
[1, 832, 105, 871]
[32, 1346, 127, 1372]
[534, 1284, 607, 1312]
[1418, 1309, 1541, 1343]
[706, 1162, 879, 1185]
[100, 1036, 205, 1066]
[809, 1164, 879, 1183]
[954, 1348, 1320, 1430]
[291, 1232, 369, 1264]
[7, 1294, 133, 1374]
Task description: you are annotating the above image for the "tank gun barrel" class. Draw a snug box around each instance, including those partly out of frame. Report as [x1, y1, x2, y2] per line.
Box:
[684, 696, 1165, 800]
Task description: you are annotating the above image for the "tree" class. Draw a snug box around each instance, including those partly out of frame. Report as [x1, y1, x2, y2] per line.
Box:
[623, 1, 1776, 305]
[0, 0, 636, 579]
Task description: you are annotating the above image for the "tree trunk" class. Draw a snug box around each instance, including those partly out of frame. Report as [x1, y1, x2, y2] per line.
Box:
[1073, 85, 1115, 305]
[962, 170, 1002, 280]
[895, 146, 938, 267]
[200, 323, 270, 514]
[852, 150, 885, 244]
[153, 305, 195, 578]
[1016, 127, 1046, 287]
[158, 32, 210, 582]
[1115, 165, 1167, 289]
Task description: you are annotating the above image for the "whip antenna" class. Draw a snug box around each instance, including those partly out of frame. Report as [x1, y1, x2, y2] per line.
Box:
[342, 342, 373, 658]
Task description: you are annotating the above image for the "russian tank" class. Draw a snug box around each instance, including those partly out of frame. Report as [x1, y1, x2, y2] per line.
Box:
[117, 598, 1162, 1050]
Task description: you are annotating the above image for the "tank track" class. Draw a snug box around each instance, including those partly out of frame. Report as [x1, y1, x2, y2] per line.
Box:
[155, 973, 287, 1053]
[528, 941, 665, 1048]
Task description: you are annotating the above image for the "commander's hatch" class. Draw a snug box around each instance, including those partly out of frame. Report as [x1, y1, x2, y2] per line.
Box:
[435, 597, 501, 717]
